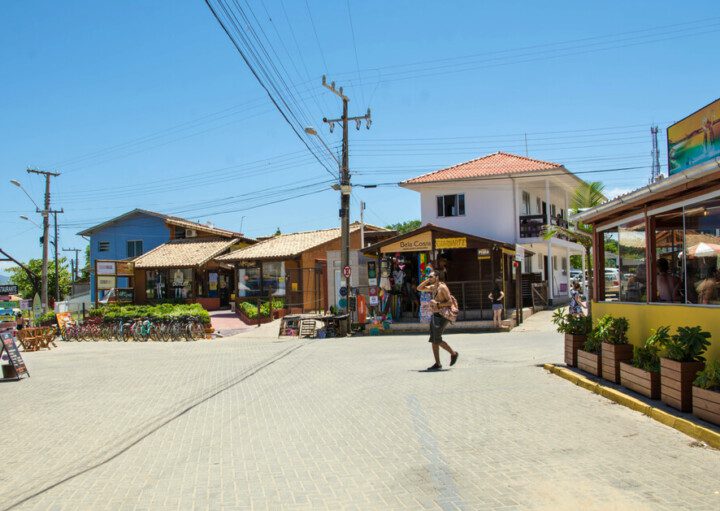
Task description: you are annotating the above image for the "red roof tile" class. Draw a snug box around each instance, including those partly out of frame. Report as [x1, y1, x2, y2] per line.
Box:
[402, 151, 563, 184]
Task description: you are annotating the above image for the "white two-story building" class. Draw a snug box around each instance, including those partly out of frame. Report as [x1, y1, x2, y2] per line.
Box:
[400, 151, 586, 304]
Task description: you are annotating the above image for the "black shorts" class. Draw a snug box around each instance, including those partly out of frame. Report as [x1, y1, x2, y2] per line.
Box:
[428, 313, 449, 343]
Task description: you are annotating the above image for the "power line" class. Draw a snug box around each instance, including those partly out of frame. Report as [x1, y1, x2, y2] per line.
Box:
[204, 0, 338, 179]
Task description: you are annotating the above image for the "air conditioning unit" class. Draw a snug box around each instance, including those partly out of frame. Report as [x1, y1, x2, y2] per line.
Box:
[185, 229, 198, 238]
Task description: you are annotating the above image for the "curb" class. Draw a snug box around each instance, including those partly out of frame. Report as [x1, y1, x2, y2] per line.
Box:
[543, 363, 720, 450]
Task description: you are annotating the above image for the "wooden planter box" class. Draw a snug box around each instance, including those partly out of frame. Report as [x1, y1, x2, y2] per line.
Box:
[660, 358, 705, 412]
[564, 333, 586, 367]
[619, 362, 660, 399]
[577, 349, 602, 376]
[601, 343, 634, 383]
[692, 387, 720, 426]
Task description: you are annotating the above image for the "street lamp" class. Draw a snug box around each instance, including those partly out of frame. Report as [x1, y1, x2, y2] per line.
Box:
[19, 215, 41, 229]
[304, 127, 341, 166]
[10, 179, 41, 210]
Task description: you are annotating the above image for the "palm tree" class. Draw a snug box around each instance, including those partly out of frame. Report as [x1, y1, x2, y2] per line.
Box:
[544, 181, 606, 316]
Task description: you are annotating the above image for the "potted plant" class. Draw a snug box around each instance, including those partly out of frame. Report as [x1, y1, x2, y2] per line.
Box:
[660, 326, 710, 412]
[692, 360, 720, 426]
[619, 326, 669, 399]
[597, 316, 632, 383]
[577, 317, 606, 376]
[552, 309, 592, 367]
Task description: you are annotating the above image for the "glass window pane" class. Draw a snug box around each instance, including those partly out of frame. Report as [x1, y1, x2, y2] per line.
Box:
[683, 197, 720, 305]
[262, 261, 286, 297]
[654, 209, 684, 303]
[436, 196, 443, 217]
[458, 194, 465, 215]
[238, 267, 261, 297]
[443, 195, 456, 217]
[146, 270, 166, 300]
[169, 269, 193, 299]
[603, 229, 619, 301]
[618, 219, 646, 302]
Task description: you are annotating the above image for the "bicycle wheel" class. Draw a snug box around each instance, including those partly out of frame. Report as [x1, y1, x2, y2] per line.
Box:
[190, 321, 205, 341]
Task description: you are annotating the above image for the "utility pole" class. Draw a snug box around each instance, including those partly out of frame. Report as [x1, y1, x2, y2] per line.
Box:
[63, 248, 81, 282]
[26, 168, 60, 312]
[320, 75, 371, 332]
[650, 125, 662, 184]
[51, 209, 64, 301]
[360, 201, 366, 248]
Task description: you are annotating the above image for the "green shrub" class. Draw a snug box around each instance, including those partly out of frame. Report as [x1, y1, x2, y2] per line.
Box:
[240, 301, 258, 319]
[694, 360, 720, 391]
[665, 326, 711, 363]
[38, 311, 57, 324]
[632, 326, 670, 373]
[90, 303, 210, 325]
[552, 309, 592, 335]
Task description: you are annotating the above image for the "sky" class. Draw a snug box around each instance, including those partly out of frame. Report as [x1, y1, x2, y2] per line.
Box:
[2, 1, 719, 273]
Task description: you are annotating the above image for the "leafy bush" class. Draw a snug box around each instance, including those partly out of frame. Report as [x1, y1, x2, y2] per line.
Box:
[665, 326, 711, 363]
[552, 309, 592, 335]
[90, 303, 210, 325]
[632, 326, 670, 373]
[239, 299, 285, 319]
[38, 311, 57, 325]
[589, 314, 629, 345]
[694, 360, 720, 391]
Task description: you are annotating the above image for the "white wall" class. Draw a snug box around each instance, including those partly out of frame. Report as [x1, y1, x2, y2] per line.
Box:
[417, 180, 516, 243]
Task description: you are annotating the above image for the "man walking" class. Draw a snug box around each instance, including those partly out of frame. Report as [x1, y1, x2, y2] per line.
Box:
[417, 270, 459, 370]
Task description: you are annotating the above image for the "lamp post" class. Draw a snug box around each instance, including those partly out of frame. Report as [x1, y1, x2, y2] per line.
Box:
[19, 215, 42, 229]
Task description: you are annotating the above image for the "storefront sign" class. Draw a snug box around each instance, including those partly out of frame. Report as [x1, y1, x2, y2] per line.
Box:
[116, 289, 134, 302]
[0, 284, 18, 296]
[1, 331, 28, 379]
[116, 261, 134, 276]
[514, 244, 525, 262]
[435, 237, 467, 249]
[477, 248, 491, 260]
[380, 232, 432, 253]
[97, 276, 116, 290]
[96, 261, 116, 275]
[668, 97, 720, 176]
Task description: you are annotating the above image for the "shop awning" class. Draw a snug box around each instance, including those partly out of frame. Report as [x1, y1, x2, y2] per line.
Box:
[361, 224, 515, 255]
[134, 238, 239, 269]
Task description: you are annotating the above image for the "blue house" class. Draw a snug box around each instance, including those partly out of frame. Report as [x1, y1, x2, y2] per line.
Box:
[78, 209, 170, 303]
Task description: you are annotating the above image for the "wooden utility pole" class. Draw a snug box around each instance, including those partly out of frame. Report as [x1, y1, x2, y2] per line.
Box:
[26, 168, 60, 311]
[320, 75, 371, 332]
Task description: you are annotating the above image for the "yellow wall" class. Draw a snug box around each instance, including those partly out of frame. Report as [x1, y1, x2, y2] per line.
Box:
[592, 302, 720, 362]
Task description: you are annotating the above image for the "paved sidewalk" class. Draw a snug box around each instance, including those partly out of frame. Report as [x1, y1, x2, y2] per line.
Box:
[2, 312, 718, 510]
[209, 310, 252, 337]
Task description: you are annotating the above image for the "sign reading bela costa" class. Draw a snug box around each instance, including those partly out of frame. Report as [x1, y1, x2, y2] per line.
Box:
[381, 232, 432, 253]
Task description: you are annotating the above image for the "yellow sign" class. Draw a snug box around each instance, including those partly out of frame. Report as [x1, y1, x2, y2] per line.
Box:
[97, 276, 116, 290]
[291, 282, 298, 292]
[381, 232, 432, 253]
[435, 237, 467, 249]
[116, 261, 134, 276]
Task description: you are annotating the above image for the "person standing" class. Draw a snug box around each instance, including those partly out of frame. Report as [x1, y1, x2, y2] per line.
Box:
[657, 258, 680, 302]
[489, 285, 505, 328]
[568, 281, 584, 316]
[417, 270, 459, 371]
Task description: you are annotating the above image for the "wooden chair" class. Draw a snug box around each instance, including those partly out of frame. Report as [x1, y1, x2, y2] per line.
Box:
[16, 329, 41, 352]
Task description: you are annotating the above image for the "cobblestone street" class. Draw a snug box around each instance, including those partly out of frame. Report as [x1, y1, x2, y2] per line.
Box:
[2, 311, 719, 510]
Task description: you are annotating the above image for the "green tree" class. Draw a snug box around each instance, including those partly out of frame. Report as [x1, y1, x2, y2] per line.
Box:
[80, 244, 91, 280]
[8, 257, 72, 300]
[386, 219, 421, 235]
[544, 181, 606, 316]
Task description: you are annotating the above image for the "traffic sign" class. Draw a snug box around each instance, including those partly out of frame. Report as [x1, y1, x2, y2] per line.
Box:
[343, 265, 352, 278]
[339, 286, 348, 297]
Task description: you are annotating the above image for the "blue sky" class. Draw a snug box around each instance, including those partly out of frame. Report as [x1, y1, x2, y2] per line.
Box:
[2, 1, 719, 272]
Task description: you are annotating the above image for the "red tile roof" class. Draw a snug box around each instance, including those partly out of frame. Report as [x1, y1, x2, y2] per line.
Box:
[402, 151, 563, 184]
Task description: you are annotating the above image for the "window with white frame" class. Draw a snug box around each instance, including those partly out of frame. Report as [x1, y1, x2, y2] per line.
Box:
[436, 194, 465, 217]
[521, 191, 531, 215]
[536, 197, 542, 215]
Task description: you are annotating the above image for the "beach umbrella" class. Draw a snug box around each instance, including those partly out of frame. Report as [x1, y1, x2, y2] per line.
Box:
[683, 242, 720, 258]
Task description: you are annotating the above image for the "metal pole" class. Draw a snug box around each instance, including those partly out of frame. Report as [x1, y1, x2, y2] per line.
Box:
[54, 211, 60, 302]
